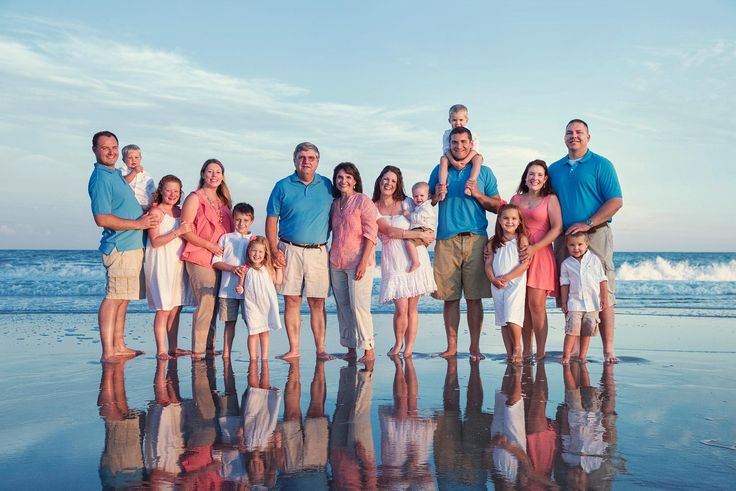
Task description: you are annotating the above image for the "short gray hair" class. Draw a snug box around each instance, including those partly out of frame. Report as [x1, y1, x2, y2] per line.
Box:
[293, 142, 320, 160]
[121, 144, 141, 161]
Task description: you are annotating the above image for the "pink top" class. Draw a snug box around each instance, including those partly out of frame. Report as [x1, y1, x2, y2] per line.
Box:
[329, 193, 379, 270]
[510, 193, 557, 295]
[181, 190, 234, 268]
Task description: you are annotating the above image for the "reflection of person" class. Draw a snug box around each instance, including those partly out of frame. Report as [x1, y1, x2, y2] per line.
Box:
[378, 356, 436, 489]
[180, 159, 235, 360]
[277, 359, 330, 489]
[329, 162, 379, 363]
[88, 130, 159, 361]
[522, 362, 558, 488]
[549, 119, 623, 364]
[144, 175, 194, 360]
[97, 359, 145, 488]
[429, 127, 503, 360]
[266, 142, 334, 360]
[433, 358, 492, 487]
[330, 362, 377, 490]
[510, 160, 562, 363]
[119, 144, 155, 211]
[213, 357, 247, 484]
[489, 364, 526, 486]
[373, 166, 436, 357]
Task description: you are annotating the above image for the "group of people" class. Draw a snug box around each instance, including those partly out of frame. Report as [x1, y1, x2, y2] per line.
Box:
[87, 104, 623, 365]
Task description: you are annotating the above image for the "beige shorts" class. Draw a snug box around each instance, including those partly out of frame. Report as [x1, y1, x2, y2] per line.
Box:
[102, 248, 145, 300]
[278, 241, 330, 298]
[555, 225, 616, 307]
[432, 233, 491, 301]
[565, 311, 600, 336]
[219, 297, 241, 322]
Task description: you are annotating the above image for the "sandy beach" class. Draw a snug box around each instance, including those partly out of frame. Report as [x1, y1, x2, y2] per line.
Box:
[0, 310, 734, 489]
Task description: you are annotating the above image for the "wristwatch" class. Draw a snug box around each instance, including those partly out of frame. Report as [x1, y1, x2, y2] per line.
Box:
[585, 218, 594, 227]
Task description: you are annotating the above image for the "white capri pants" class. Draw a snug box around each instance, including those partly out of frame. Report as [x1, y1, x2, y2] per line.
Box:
[330, 267, 375, 350]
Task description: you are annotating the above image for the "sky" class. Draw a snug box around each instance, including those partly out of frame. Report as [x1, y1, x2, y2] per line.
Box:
[0, 0, 734, 251]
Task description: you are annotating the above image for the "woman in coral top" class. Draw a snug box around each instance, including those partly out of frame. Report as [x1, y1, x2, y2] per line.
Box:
[329, 162, 379, 364]
[510, 160, 562, 362]
[180, 159, 234, 360]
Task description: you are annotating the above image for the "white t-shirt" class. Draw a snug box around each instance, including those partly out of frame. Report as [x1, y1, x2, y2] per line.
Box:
[119, 166, 156, 210]
[212, 232, 252, 298]
[560, 251, 607, 312]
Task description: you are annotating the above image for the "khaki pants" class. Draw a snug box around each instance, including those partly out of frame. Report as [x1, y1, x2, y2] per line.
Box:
[186, 262, 220, 353]
[330, 266, 374, 350]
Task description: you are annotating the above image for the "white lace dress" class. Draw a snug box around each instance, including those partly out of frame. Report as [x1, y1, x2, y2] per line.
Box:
[378, 198, 437, 303]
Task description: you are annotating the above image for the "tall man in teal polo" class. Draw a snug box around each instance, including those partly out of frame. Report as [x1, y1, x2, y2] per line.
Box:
[429, 127, 504, 361]
[88, 130, 160, 362]
[549, 119, 623, 364]
[266, 142, 334, 361]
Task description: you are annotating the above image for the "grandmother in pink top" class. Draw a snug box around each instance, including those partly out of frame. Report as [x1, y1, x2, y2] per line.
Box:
[329, 162, 379, 363]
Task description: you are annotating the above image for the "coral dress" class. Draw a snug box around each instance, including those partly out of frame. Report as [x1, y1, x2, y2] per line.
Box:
[511, 194, 557, 296]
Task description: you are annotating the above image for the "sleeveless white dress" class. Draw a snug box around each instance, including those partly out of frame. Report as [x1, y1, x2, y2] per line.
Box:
[378, 198, 437, 303]
[145, 213, 195, 310]
[242, 267, 283, 335]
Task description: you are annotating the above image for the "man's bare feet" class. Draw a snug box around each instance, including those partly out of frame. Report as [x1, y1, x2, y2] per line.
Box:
[358, 350, 375, 363]
[316, 352, 335, 361]
[432, 349, 457, 358]
[604, 352, 619, 364]
[277, 351, 300, 360]
[341, 348, 357, 360]
[169, 348, 192, 357]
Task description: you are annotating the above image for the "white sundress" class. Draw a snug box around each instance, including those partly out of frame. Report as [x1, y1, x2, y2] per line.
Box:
[378, 198, 437, 303]
[242, 267, 282, 335]
[144, 213, 195, 311]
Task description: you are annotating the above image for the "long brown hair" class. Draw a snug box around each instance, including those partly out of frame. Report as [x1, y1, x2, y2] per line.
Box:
[516, 159, 554, 197]
[198, 159, 232, 209]
[246, 236, 275, 277]
[490, 204, 527, 252]
[332, 162, 363, 198]
[152, 174, 183, 206]
[372, 165, 407, 203]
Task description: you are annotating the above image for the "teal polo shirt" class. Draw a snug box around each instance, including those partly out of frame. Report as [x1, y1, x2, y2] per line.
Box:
[88, 162, 145, 254]
[548, 150, 622, 230]
[266, 172, 333, 244]
[428, 164, 499, 240]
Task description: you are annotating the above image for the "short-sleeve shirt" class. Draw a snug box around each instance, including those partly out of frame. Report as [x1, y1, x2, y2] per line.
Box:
[119, 166, 156, 209]
[266, 172, 333, 244]
[88, 163, 144, 254]
[560, 251, 607, 312]
[329, 193, 379, 270]
[548, 150, 622, 230]
[429, 164, 499, 240]
[212, 232, 252, 298]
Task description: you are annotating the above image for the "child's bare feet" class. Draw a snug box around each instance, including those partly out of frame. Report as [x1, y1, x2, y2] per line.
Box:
[604, 352, 620, 364]
[437, 184, 448, 201]
[464, 179, 476, 196]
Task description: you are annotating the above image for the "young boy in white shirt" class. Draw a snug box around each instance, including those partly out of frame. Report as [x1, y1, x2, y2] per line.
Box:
[119, 144, 156, 211]
[560, 231, 609, 364]
[212, 202, 254, 358]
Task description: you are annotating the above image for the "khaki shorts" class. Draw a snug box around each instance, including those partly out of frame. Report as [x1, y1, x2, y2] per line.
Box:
[102, 248, 145, 300]
[278, 241, 330, 298]
[565, 311, 600, 336]
[555, 225, 616, 306]
[219, 297, 242, 322]
[432, 233, 491, 301]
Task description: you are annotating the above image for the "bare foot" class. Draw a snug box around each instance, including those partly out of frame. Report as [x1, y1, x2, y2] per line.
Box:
[604, 352, 620, 364]
[316, 352, 335, 361]
[156, 352, 173, 361]
[206, 349, 221, 357]
[277, 351, 300, 360]
[387, 346, 401, 356]
[408, 261, 420, 273]
[191, 352, 204, 361]
[341, 349, 357, 360]
[169, 348, 192, 357]
[115, 347, 144, 358]
[403, 351, 413, 358]
[560, 356, 570, 365]
[100, 353, 131, 363]
[523, 354, 535, 365]
[577, 356, 588, 364]
[535, 352, 546, 362]
[470, 352, 486, 362]
[432, 349, 457, 358]
[358, 350, 375, 363]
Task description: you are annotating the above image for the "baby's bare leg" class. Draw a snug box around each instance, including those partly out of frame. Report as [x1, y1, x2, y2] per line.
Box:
[404, 239, 421, 272]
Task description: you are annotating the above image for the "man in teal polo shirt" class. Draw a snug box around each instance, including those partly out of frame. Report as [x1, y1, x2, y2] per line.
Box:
[88, 130, 160, 362]
[429, 127, 504, 361]
[549, 119, 623, 364]
[266, 142, 334, 361]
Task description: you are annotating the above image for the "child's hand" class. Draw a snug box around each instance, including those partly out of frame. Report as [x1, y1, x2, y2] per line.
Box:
[235, 285, 244, 295]
[492, 276, 506, 289]
[177, 221, 193, 235]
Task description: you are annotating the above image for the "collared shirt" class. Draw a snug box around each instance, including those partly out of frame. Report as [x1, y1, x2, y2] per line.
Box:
[88, 163, 144, 254]
[119, 166, 156, 209]
[429, 164, 499, 240]
[213, 232, 252, 298]
[329, 193, 378, 270]
[549, 150, 622, 230]
[409, 200, 437, 232]
[560, 251, 607, 312]
[266, 172, 333, 244]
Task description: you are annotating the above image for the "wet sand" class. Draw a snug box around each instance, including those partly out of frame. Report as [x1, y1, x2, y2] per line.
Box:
[0, 311, 734, 489]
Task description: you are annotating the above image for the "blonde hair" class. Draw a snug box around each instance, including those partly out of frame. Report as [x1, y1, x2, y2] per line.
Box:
[246, 236, 275, 276]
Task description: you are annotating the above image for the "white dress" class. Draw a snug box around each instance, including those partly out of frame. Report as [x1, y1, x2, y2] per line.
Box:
[145, 213, 195, 310]
[378, 199, 437, 303]
[490, 238, 527, 327]
[242, 387, 282, 451]
[242, 267, 282, 335]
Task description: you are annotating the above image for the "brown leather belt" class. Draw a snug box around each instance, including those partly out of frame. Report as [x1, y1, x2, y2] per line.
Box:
[280, 239, 326, 249]
[457, 231, 475, 237]
[588, 223, 609, 234]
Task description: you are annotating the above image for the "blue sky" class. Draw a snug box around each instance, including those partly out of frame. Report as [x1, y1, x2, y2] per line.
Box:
[1, 1, 734, 251]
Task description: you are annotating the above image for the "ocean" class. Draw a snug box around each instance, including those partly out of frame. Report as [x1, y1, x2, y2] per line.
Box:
[1, 249, 734, 318]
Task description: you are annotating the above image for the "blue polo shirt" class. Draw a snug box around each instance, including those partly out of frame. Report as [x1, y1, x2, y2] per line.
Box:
[266, 172, 333, 244]
[548, 150, 622, 230]
[88, 163, 145, 254]
[429, 164, 499, 240]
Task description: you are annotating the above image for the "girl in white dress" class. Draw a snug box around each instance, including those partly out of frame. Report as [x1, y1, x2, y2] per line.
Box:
[235, 236, 283, 360]
[145, 175, 195, 360]
[485, 204, 530, 364]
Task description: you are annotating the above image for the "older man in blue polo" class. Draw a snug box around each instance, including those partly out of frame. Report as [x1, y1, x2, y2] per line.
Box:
[266, 142, 334, 360]
[550, 119, 623, 364]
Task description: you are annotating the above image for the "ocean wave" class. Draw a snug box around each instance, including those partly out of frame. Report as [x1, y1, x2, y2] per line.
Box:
[617, 257, 736, 281]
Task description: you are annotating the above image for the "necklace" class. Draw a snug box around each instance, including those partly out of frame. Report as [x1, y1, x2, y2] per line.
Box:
[203, 190, 223, 223]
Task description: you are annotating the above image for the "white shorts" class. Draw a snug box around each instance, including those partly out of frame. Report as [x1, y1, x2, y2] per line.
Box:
[491, 278, 526, 327]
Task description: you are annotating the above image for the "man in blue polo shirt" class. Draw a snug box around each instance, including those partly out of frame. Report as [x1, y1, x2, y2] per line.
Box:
[88, 130, 160, 362]
[429, 127, 503, 361]
[266, 142, 334, 361]
[549, 119, 623, 364]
